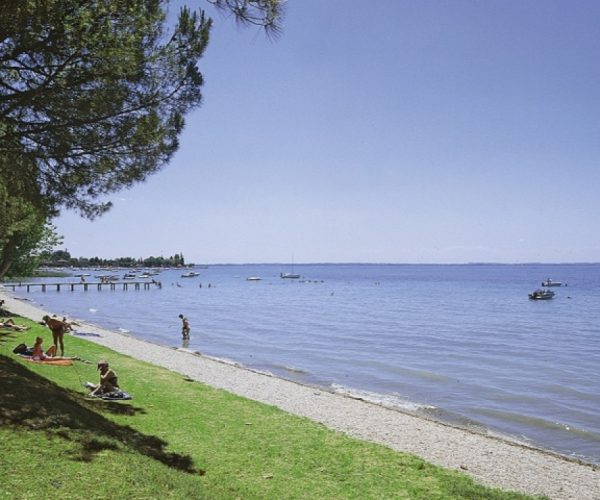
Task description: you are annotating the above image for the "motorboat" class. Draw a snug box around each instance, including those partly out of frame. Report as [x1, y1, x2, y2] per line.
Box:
[246, 276, 262, 281]
[181, 271, 200, 278]
[541, 278, 563, 287]
[529, 289, 555, 300]
[280, 272, 300, 279]
[96, 274, 120, 281]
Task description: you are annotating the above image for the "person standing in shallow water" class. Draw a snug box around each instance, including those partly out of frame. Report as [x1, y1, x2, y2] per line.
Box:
[179, 314, 190, 340]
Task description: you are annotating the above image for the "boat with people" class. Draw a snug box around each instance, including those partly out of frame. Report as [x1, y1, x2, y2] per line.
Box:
[541, 278, 563, 287]
[181, 271, 200, 278]
[529, 289, 555, 300]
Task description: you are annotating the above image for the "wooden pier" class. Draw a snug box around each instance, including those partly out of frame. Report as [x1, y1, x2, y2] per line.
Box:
[1, 281, 160, 292]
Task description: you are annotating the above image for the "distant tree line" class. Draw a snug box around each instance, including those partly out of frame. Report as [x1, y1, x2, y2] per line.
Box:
[41, 250, 187, 269]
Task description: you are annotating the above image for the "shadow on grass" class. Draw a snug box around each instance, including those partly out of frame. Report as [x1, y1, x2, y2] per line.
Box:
[0, 354, 196, 473]
[0, 331, 19, 347]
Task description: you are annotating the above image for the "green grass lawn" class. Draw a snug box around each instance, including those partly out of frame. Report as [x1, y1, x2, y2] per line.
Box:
[0, 318, 541, 499]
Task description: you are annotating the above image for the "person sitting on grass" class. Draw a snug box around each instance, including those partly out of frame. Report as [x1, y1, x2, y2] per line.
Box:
[31, 336, 56, 360]
[89, 360, 119, 396]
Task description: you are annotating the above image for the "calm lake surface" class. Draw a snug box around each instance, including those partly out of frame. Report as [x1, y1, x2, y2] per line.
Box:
[14, 263, 600, 464]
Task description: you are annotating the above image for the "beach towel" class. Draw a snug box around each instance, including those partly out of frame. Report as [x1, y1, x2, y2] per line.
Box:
[98, 391, 132, 401]
[84, 383, 132, 400]
[89, 390, 132, 401]
[20, 356, 74, 366]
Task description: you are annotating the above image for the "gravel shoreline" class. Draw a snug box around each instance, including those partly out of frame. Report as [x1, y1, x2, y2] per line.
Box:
[2, 289, 598, 499]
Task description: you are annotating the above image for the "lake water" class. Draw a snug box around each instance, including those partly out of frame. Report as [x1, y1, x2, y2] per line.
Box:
[13, 263, 600, 464]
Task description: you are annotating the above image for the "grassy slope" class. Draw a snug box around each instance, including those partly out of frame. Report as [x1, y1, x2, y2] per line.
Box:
[0, 319, 539, 499]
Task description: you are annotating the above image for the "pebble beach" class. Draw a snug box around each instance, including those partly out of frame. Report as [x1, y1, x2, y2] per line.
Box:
[1, 289, 599, 500]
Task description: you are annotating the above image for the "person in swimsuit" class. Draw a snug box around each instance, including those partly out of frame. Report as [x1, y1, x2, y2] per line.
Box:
[90, 360, 119, 396]
[178, 314, 190, 340]
[28, 336, 57, 360]
[0, 318, 30, 332]
[42, 315, 67, 356]
[31, 337, 47, 360]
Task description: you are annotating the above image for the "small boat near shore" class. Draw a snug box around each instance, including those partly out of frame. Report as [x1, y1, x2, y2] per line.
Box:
[541, 278, 563, 287]
[181, 271, 200, 278]
[529, 289, 555, 300]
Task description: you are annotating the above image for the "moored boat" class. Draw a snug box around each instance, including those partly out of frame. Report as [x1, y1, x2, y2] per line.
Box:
[280, 272, 300, 279]
[541, 278, 563, 287]
[281, 255, 300, 279]
[181, 271, 200, 278]
[529, 289, 555, 300]
[95, 274, 120, 281]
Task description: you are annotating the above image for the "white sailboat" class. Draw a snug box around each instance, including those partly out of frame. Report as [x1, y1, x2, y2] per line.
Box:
[280, 256, 300, 279]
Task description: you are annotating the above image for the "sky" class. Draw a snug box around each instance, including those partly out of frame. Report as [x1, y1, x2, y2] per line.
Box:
[54, 0, 600, 264]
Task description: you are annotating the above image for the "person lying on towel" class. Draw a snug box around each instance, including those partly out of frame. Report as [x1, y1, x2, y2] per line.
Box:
[1, 318, 30, 332]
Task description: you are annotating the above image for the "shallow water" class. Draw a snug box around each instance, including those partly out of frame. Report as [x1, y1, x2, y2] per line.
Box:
[14, 263, 600, 464]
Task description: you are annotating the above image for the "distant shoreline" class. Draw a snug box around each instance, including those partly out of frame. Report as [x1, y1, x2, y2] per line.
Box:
[1, 285, 599, 499]
[9, 261, 600, 275]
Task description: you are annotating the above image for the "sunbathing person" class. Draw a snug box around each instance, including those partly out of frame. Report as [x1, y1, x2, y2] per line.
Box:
[90, 360, 119, 396]
[62, 317, 79, 332]
[0, 318, 30, 332]
[31, 337, 56, 360]
[31, 337, 45, 360]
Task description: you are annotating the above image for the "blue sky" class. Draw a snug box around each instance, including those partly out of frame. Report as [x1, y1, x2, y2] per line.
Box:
[55, 0, 600, 264]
